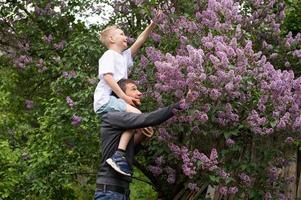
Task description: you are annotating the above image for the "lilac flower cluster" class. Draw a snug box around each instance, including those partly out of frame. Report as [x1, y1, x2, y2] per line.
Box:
[180, 147, 196, 177]
[53, 40, 66, 50]
[34, 3, 56, 16]
[157, 128, 173, 142]
[62, 70, 77, 78]
[238, 173, 251, 187]
[196, 0, 242, 32]
[267, 166, 278, 183]
[218, 186, 238, 196]
[25, 100, 34, 109]
[36, 59, 47, 72]
[225, 138, 235, 147]
[66, 96, 74, 108]
[192, 148, 218, 171]
[34, 3, 55, 16]
[71, 115, 82, 126]
[14, 55, 32, 69]
[147, 156, 176, 184]
[187, 182, 200, 191]
[42, 35, 53, 44]
[148, 165, 162, 176]
[164, 166, 176, 184]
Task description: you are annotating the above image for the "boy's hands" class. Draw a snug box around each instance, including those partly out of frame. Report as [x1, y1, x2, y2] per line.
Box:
[123, 95, 141, 107]
[152, 10, 163, 24]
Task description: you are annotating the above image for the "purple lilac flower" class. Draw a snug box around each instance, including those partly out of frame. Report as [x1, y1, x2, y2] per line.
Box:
[195, 111, 208, 123]
[209, 89, 221, 101]
[228, 186, 238, 194]
[239, 173, 251, 187]
[219, 186, 228, 195]
[219, 169, 229, 179]
[187, 183, 199, 191]
[285, 137, 294, 144]
[62, 70, 77, 78]
[267, 166, 278, 183]
[286, 176, 295, 184]
[148, 166, 162, 176]
[66, 96, 74, 108]
[25, 100, 34, 109]
[53, 40, 66, 50]
[71, 115, 82, 126]
[226, 138, 235, 147]
[164, 166, 176, 184]
[210, 148, 218, 162]
[277, 193, 287, 200]
[42, 35, 53, 44]
[150, 32, 161, 43]
[264, 192, 272, 200]
[169, 143, 181, 156]
[155, 156, 165, 166]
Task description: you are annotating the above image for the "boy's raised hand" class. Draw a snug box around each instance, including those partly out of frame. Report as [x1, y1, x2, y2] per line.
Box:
[152, 10, 163, 24]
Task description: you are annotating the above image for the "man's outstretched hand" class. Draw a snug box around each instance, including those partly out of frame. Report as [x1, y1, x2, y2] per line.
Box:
[141, 127, 154, 137]
[178, 89, 198, 110]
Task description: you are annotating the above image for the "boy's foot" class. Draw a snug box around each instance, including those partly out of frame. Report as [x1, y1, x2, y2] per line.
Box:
[106, 151, 132, 176]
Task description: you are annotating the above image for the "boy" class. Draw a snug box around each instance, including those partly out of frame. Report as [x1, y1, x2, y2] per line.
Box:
[93, 18, 158, 176]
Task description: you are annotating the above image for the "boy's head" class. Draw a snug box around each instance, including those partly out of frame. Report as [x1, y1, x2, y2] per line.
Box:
[99, 25, 128, 50]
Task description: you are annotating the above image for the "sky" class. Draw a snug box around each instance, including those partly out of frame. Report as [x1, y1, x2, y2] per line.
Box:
[75, 2, 114, 26]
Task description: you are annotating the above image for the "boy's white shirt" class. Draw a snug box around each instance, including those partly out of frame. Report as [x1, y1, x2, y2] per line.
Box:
[93, 49, 133, 112]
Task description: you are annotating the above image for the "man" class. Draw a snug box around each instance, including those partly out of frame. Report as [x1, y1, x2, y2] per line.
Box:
[94, 79, 189, 200]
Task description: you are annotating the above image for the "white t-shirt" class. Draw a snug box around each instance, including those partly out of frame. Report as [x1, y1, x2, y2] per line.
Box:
[93, 49, 133, 112]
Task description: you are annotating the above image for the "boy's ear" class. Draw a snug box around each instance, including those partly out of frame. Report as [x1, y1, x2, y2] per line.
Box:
[108, 36, 114, 44]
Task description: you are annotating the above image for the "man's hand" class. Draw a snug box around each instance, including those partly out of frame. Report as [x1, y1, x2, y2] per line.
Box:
[178, 89, 199, 110]
[186, 89, 198, 103]
[141, 127, 154, 137]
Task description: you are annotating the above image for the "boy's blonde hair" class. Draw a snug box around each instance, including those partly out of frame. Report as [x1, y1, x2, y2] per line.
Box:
[99, 25, 119, 48]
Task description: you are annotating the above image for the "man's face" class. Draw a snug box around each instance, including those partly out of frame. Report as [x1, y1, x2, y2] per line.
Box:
[124, 83, 142, 103]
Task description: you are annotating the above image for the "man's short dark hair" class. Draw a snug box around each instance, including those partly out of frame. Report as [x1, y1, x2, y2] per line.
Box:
[111, 79, 136, 98]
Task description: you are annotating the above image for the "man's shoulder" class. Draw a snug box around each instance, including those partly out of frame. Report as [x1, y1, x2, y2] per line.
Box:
[103, 111, 136, 118]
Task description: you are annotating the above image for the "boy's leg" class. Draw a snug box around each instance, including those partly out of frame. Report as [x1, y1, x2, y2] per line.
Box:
[117, 104, 141, 150]
[106, 104, 141, 176]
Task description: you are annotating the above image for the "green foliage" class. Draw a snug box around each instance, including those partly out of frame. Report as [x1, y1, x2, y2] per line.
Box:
[0, 141, 21, 198]
[131, 168, 157, 200]
[283, 0, 301, 35]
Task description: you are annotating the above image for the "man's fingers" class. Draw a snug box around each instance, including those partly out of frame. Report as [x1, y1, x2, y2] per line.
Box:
[142, 127, 154, 137]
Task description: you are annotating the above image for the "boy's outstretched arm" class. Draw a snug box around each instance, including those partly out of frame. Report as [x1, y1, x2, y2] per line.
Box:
[130, 21, 156, 57]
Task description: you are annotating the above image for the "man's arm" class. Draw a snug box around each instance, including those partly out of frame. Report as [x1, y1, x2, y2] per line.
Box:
[102, 103, 182, 130]
[130, 21, 156, 57]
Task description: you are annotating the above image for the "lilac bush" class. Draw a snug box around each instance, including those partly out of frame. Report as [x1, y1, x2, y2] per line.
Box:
[124, 0, 301, 199]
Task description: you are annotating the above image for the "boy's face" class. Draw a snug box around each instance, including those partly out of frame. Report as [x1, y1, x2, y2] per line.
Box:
[110, 28, 128, 50]
[124, 83, 142, 105]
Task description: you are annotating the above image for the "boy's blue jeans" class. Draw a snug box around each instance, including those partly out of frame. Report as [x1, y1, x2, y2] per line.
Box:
[94, 190, 130, 200]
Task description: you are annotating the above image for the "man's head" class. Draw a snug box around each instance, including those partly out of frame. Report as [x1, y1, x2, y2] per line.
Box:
[99, 25, 128, 50]
[112, 79, 142, 105]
